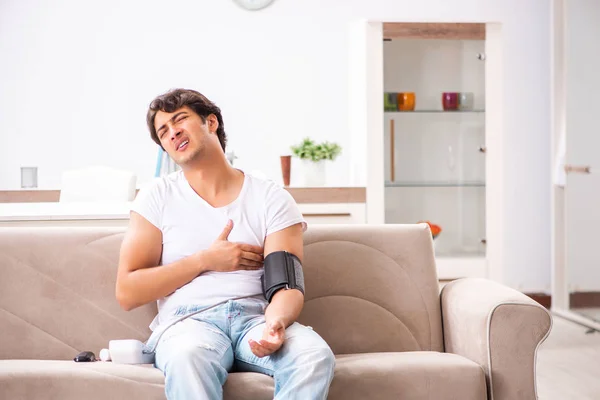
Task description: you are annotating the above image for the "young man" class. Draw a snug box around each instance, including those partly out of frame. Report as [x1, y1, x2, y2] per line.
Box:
[116, 88, 335, 399]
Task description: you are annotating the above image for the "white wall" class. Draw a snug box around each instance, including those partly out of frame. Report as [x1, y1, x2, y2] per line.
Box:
[0, 0, 354, 189]
[0, 0, 551, 291]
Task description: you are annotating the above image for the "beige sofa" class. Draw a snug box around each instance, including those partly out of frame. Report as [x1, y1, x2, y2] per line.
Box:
[0, 224, 551, 399]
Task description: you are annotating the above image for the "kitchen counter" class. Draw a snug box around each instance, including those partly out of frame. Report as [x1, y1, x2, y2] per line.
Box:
[0, 201, 366, 227]
[0, 187, 366, 204]
[0, 202, 133, 221]
[0, 202, 133, 227]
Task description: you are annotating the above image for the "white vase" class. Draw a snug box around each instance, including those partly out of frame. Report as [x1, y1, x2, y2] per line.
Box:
[301, 160, 326, 187]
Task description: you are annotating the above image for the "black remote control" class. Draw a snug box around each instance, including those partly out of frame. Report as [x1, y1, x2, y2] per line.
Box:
[73, 351, 96, 362]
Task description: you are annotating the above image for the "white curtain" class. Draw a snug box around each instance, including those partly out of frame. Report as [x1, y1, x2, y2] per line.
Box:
[155, 149, 180, 177]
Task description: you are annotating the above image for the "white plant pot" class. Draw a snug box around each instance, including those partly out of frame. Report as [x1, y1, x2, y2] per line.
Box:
[301, 160, 326, 187]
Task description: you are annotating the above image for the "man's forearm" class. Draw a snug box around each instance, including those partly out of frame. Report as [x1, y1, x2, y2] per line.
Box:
[264, 289, 304, 328]
[117, 251, 210, 311]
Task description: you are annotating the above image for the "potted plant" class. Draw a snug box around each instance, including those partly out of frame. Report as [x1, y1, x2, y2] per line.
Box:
[291, 138, 342, 186]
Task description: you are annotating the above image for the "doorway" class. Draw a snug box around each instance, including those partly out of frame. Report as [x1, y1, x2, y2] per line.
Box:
[551, 0, 600, 330]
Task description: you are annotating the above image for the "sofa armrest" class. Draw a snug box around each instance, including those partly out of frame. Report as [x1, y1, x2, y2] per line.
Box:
[441, 278, 552, 400]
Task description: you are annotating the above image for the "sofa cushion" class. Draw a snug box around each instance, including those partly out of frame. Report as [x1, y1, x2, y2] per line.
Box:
[1, 352, 486, 400]
[0, 360, 276, 400]
[0, 360, 166, 400]
[300, 225, 444, 354]
[328, 352, 487, 400]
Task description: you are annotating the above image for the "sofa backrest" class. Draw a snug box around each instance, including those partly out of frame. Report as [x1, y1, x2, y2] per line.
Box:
[298, 224, 443, 354]
[0, 227, 154, 361]
[0, 224, 443, 360]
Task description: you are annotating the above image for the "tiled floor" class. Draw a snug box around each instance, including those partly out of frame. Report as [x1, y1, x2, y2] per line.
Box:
[571, 307, 600, 323]
[537, 315, 600, 399]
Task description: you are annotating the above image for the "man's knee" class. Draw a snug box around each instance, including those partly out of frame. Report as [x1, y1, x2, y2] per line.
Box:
[160, 344, 230, 399]
[292, 345, 336, 373]
[164, 344, 227, 377]
[284, 325, 335, 372]
[312, 346, 335, 373]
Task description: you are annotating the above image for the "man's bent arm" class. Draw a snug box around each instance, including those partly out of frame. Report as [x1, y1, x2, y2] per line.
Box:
[263, 223, 305, 328]
[116, 212, 210, 311]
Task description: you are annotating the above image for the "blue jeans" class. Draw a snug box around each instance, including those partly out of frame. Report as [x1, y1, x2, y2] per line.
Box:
[146, 297, 335, 400]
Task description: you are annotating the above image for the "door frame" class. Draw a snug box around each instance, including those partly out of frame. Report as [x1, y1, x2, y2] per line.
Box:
[550, 0, 600, 330]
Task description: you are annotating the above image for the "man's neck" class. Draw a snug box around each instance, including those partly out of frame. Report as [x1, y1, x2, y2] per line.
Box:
[182, 156, 244, 208]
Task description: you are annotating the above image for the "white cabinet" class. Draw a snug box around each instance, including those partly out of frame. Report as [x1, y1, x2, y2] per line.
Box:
[0, 202, 131, 227]
[298, 203, 366, 225]
[382, 34, 486, 279]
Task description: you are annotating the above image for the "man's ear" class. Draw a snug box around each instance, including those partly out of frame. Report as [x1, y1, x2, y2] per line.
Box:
[207, 114, 219, 134]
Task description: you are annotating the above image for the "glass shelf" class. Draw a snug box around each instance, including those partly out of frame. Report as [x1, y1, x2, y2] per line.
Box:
[385, 110, 485, 113]
[385, 181, 486, 188]
[435, 250, 486, 257]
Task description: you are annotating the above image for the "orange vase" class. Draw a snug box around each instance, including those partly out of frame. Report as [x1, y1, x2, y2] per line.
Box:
[397, 92, 416, 111]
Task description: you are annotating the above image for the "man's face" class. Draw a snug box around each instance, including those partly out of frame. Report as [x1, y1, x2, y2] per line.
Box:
[154, 106, 217, 165]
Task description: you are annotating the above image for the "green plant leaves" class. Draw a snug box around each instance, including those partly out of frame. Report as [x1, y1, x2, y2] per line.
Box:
[291, 138, 342, 162]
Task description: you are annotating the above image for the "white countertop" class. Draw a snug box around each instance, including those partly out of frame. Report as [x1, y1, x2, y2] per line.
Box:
[0, 202, 364, 222]
[0, 202, 133, 221]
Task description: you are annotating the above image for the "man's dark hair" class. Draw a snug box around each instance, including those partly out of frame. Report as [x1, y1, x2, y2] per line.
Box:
[147, 88, 227, 152]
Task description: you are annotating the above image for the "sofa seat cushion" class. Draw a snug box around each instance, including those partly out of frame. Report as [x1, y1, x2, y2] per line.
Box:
[0, 360, 277, 400]
[1, 352, 486, 400]
[329, 352, 487, 400]
[0, 360, 166, 400]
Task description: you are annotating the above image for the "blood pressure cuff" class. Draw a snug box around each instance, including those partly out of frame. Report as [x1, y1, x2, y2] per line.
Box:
[261, 251, 305, 303]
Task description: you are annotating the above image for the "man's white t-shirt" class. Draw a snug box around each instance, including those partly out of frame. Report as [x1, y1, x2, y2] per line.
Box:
[130, 169, 307, 330]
